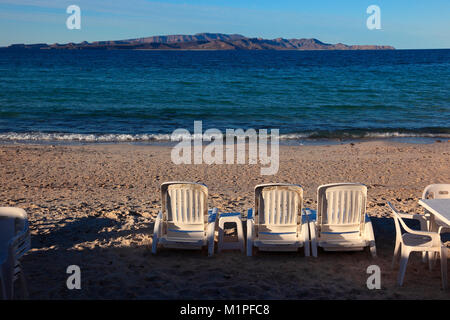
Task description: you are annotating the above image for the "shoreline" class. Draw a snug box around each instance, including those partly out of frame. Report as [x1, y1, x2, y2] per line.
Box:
[0, 136, 448, 147]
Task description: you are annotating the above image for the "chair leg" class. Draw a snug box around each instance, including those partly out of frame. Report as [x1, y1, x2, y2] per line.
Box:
[236, 221, 245, 254]
[441, 247, 447, 290]
[151, 234, 158, 254]
[419, 218, 429, 264]
[0, 273, 6, 300]
[369, 242, 377, 258]
[422, 252, 428, 263]
[433, 252, 438, 269]
[151, 216, 162, 254]
[429, 252, 437, 271]
[247, 238, 253, 256]
[304, 238, 310, 257]
[422, 215, 430, 264]
[398, 248, 410, 286]
[208, 238, 214, 257]
[19, 271, 28, 299]
[246, 220, 253, 257]
[311, 240, 318, 258]
[309, 222, 318, 258]
[218, 220, 224, 254]
[428, 252, 432, 271]
[392, 242, 401, 268]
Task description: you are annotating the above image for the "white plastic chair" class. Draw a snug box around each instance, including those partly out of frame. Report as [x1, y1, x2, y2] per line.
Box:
[388, 202, 447, 289]
[246, 184, 310, 256]
[422, 184, 450, 234]
[422, 184, 450, 265]
[307, 183, 376, 257]
[152, 182, 218, 256]
[0, 207, 30, 299]
[423, 184, 450, 200]
[406, 184, 450, 263]
[390, 206, 429, 263]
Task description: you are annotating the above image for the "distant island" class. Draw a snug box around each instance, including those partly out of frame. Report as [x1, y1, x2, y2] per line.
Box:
[3, 33, 395, 50]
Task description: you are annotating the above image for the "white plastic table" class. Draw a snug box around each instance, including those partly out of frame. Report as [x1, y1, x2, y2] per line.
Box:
[418, 199, 450, 231]
[217, 212, 245, 253]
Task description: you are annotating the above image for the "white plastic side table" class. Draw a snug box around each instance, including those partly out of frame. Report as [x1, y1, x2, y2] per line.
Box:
[218, 212, 245, 253]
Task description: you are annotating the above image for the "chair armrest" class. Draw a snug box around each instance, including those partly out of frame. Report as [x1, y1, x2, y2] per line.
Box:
[388, 202, 441, 243]
[399, 213, 429, 232]
[397, 216, 442, 243]
[399, 213, 427, 222]
[153, 211, 162, 237]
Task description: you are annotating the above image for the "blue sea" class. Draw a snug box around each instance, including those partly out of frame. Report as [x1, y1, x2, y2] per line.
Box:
[0, 49, 449, 144]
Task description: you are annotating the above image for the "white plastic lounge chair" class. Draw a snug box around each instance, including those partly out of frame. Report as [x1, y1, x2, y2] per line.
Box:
[152, 182, 218, 256]
[388, 202, 447, 289]
[0, 207, 30, 299]
[246, 184, 310, 256]
[307, 183, 376, 257]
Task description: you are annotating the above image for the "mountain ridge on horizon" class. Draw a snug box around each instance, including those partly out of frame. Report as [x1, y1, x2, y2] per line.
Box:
[3, 32, 395, 50]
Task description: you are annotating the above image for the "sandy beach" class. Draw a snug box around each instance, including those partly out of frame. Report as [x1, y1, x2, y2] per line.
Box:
[1, 140, 449, 299]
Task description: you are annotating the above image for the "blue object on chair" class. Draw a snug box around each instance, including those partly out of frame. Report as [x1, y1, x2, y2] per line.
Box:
[220, 212, 241, 218]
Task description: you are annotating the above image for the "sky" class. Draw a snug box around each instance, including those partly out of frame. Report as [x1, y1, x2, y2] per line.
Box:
[0, 0, 449, 49]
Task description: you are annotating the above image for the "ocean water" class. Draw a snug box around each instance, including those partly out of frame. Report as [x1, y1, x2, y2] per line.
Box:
[0, 49, 449, 143]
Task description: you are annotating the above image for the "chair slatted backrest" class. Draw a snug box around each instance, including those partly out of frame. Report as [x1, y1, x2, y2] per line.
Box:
[161, 182, 208, 226]
[422, 184, 450, 199]
[317, 183, 367, 236]
[255, 184, 303, 226]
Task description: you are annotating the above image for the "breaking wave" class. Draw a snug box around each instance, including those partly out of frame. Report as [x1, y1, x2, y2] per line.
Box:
[0, 129, 449, 143]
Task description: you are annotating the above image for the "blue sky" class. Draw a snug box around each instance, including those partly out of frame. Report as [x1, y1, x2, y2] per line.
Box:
[0, 0, 449, 49]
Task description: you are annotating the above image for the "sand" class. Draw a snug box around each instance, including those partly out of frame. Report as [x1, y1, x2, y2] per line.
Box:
[1, 140, 449, 299]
